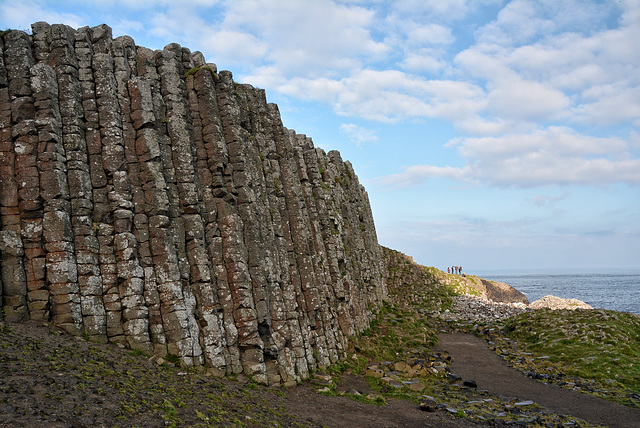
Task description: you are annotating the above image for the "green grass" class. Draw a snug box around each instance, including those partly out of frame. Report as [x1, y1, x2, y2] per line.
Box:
[184, 66, 216, 78]
[353, 301, 438, 362]
[500, 308, 640, 402]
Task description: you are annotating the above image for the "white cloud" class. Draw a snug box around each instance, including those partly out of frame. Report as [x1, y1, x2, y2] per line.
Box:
[380, 165, 472, 188]
[475, 0, 618, 47]
[455, 1, 640, 131]
[572, 86, 640, 127]
[401, 52, 446, 74]
[201, 30, 269, 67]
[531, 193, 566, 208]
[487, 78, 570, 121]
[378, 127, 640, 188]
[330, 70, 485, 122]
[388, 0, 504, 23]
[339, 123, 378, 147]
[111, 0, 640, 132]
[476, 0, 557, 46]
[111, 19, 145, 37]
[406, 23, 454, 46]
[0, 2, 85, 31]
[217, 0, 387, 74]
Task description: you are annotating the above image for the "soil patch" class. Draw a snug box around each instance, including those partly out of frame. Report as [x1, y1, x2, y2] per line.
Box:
[283, 381, 473, 428]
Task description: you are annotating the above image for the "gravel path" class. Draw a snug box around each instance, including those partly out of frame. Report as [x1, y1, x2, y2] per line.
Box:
[437, 333, 640, 428]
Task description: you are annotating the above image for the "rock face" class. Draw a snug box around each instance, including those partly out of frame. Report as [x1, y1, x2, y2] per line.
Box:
[0, 23, 386, 384]
[480, 279, 529, 305]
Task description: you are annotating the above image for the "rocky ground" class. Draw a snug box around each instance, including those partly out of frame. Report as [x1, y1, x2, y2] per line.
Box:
[1, 293, 637, 427]
[0, 320, 474, 427]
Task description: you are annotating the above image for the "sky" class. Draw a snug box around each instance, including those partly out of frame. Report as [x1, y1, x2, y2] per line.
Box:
[1, 0, 639, 272]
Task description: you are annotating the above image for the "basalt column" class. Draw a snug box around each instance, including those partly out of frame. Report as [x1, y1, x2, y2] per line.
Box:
[0, 23, 387, 384]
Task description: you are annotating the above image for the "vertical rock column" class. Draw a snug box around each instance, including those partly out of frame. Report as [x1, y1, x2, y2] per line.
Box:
[327, 152, 385, 332]
[153, 47, 202, 365]
[232, 85, 280, 380]
[111, 36, 152, 352]
[277, 129, 326, 370]
[28, 27, 83, 335]
[24, 62, 56, 323]
[296, 137, 344, 363]
[215, 72, 269, 383]
[185, 63, 231, 372]
[49, 24, 107, 339]
[0, 32, 6, 315]
[190, 65, 241, 375]
[232, 84, 296, 384]
[16, 25, 47, 322]
[248, 96, 309, 385]
[305, 147, 351, 337]
[157, 45, 203, 364]
[91, 26, 125, 342]
[265, 105, 311, 383]
[0, 31, 29, 322]
[132, 46, 169, 356]
[75, 26, 108, 341]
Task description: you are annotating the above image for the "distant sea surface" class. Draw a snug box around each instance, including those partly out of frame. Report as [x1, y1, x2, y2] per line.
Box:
[473, 269, 640, 315]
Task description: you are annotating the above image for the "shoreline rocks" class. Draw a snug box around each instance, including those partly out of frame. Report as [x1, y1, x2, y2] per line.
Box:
[529, 295, 593, 310]
[435, 293, 594, 324]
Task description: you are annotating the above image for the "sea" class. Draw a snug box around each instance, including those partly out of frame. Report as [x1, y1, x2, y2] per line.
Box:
[473, 269, 640, 315]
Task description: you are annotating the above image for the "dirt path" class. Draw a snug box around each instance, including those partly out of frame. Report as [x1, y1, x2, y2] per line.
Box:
[284, 375, 474, 428]
[436, 333, 640, 428]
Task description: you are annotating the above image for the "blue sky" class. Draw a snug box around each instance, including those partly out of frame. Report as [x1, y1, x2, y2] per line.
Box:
[2, 0, 639, 271]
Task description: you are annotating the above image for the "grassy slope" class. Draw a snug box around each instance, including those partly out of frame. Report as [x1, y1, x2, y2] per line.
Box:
[373, 246, 640, 405]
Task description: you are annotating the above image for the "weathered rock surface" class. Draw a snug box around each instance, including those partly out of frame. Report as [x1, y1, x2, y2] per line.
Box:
[0, 23, 386, 384]
[438, 295, 529, 323]
[529, 295, 592, 310]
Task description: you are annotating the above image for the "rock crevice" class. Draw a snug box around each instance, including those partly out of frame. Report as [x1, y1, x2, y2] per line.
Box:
[0, 23, 387, 385]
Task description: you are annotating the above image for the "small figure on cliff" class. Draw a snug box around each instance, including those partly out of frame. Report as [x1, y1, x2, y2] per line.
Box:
[447, 267, 450, 274]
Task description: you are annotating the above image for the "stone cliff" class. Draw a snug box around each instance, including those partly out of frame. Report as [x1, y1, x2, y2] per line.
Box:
[0, 23, 387, 385]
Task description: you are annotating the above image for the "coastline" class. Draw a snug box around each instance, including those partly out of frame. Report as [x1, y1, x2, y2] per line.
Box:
[474, 269, 640, 315]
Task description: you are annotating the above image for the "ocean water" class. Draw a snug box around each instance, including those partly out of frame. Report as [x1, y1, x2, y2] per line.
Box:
[473, 269, 640, 315]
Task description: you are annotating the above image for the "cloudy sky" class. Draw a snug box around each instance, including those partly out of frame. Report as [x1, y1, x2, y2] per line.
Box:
[2, 0, 639, 272]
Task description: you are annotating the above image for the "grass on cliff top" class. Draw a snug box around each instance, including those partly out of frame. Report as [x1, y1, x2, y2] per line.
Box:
[423, 266, 483, 298]
[501, 308, 640, 396]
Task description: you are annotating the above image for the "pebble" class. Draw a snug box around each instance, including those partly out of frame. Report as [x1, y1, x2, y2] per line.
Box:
[463, 379, 477, 388]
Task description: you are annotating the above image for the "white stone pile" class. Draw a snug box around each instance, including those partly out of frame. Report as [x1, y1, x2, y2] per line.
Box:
[436, 294, 594, 324]
[438, 295, 529, 323]
[529, 295, 593, 310]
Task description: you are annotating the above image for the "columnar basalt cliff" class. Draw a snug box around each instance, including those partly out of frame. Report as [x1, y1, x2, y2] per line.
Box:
[0, 23, 386, 385]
